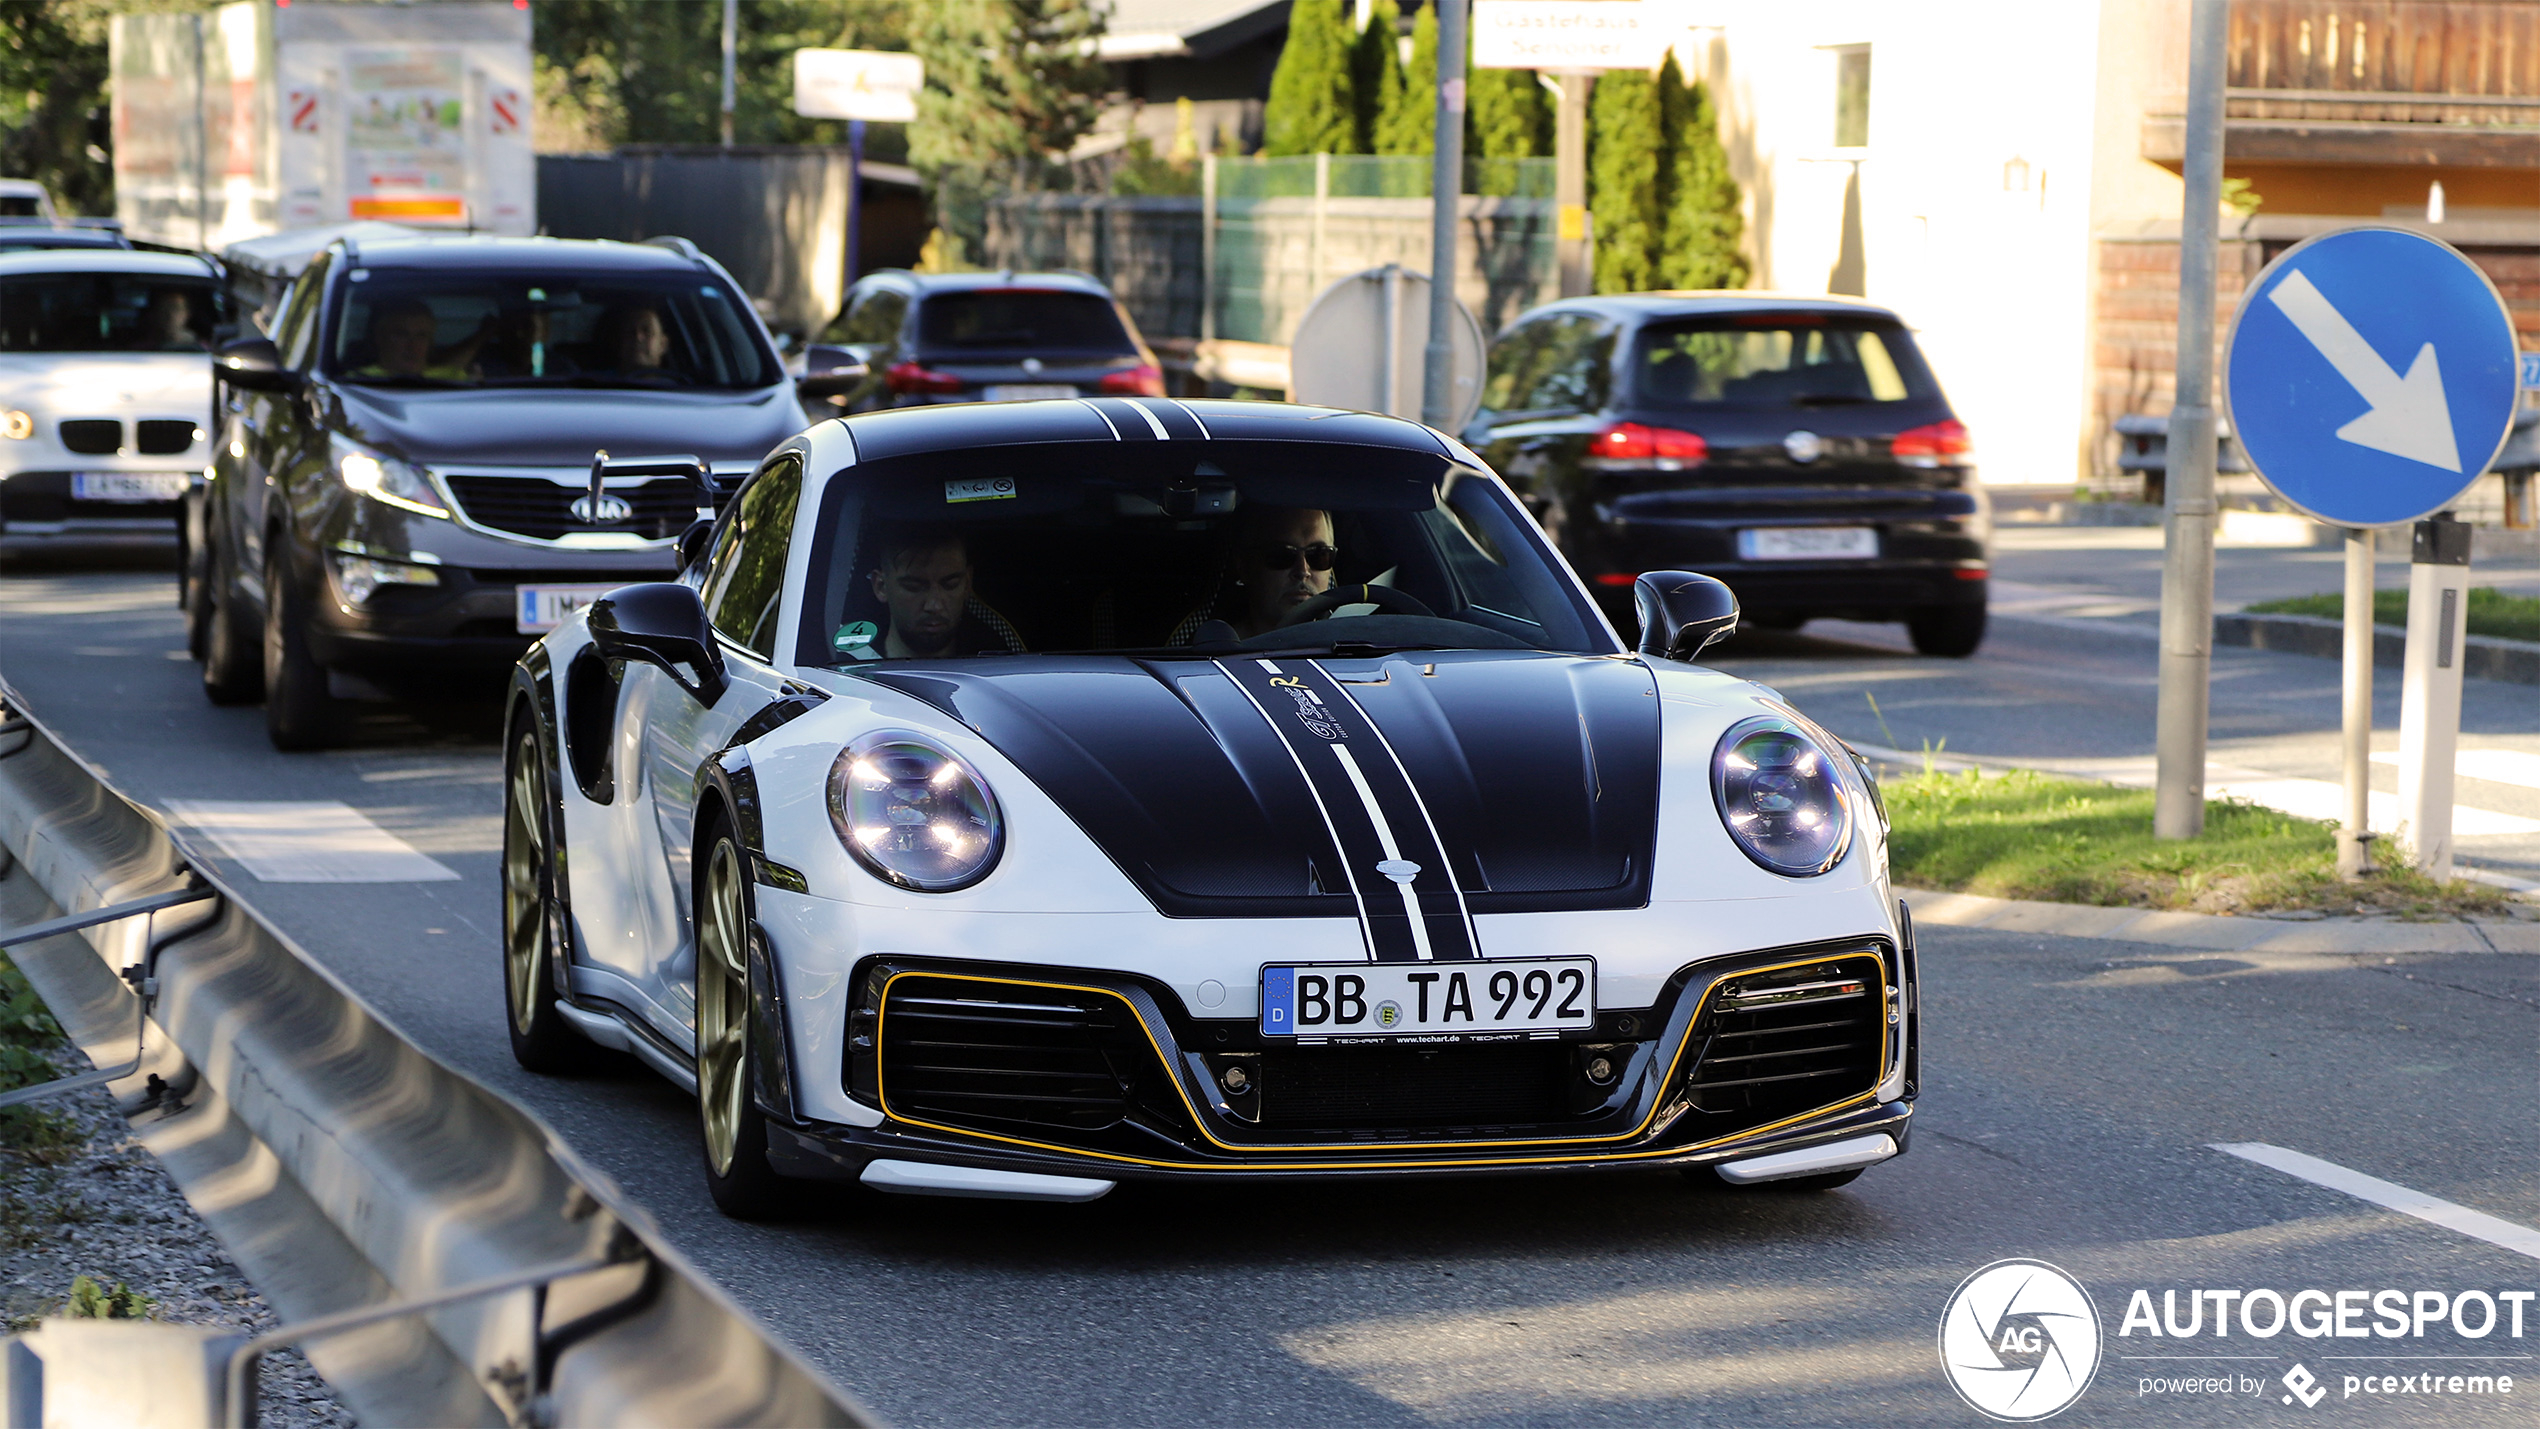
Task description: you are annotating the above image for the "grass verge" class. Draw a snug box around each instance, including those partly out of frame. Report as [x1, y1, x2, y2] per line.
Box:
[1887, 767, 2524, 919]
[2244, 586, 2540, 643]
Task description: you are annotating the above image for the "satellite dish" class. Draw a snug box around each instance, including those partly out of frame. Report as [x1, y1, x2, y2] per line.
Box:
[1287, 265, 1487, 430]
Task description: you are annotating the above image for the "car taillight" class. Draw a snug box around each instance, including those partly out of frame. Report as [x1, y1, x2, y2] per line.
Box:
[1589, 422, 1707, 467]
[1098, 363, 1165, 396]
[886, 361, 964, 395]
[1892, 419, 1972, 466]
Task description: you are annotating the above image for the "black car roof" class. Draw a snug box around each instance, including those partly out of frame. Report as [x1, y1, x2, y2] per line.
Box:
[337, 235, 706, 274]
[836, 397, 1450, 464]
[1515, 291, 1908, 325]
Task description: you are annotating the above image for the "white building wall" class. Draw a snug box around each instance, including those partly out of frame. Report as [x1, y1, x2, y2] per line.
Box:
[1686, 1, 2109, 485]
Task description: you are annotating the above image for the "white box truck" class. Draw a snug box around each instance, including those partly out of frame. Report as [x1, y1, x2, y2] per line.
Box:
[112, 1, 534, 251]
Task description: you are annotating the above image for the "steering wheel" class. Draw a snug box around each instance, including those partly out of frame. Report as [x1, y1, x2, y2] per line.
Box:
[1275, 583, 1438, 628]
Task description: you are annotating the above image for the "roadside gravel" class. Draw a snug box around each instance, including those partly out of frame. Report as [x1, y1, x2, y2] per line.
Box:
[0, 1042, 353, 1428]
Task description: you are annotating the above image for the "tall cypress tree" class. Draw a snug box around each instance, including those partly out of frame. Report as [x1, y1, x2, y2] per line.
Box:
[1373, 0, 1434, 157]
[1467, 64, 1551, 161]
[1655, 54, 1749, 290]
[1264, 0, 1360, 156]
[1356, 0, 1409, 155]
[1588, 67, 1661, 293]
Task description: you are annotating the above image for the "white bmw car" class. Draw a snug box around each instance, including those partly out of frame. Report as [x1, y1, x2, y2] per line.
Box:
[502, 398, 1918, 1215]
[0, 248, 219, 542]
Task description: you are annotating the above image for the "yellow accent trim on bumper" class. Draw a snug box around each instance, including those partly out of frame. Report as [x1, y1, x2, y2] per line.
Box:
[871, 947, 1891, 1173]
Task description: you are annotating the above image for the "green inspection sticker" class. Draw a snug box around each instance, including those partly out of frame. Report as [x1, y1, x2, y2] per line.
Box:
[834, 620, 879, 651]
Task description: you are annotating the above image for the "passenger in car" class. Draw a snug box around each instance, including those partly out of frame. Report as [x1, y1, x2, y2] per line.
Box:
[600, 303, 673, 377]
[1229, 506, 1338, 638]
[138, 287, 204, 351]
[350, 298, 478, 380]
[857, 527, 1024, 659]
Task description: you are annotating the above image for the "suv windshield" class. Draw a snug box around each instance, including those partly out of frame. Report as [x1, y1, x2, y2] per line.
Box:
[916, 289, 1135, 356]
[0, 273, 220, 352]
[799, 442, 1613, 663]
[1629, 315, 1939, 408]
[325, 268, 781, 389]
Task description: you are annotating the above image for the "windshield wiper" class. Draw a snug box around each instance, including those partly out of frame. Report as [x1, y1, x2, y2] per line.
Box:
[1790, 393, 1871, 406]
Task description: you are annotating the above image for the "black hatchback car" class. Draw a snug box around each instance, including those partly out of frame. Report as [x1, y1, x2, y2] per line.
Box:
[1466, 294, 1989, 656]
[198, 233, 848, 749]
[816, 268, 1163, 410]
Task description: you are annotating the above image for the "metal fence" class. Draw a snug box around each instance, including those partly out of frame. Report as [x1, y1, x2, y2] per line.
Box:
[987, 155, 1558, 357]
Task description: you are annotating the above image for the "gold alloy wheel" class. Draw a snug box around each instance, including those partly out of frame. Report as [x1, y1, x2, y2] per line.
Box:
[696, 837, 752, 1178]
[502, 733, 550, 1038]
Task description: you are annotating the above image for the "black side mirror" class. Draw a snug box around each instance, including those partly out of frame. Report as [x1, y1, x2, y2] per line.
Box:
[214, 336, 296, 393]
[1633, 571, 1739, 662]
[588, 583, 727, 704]
[796, 343, 869, 399]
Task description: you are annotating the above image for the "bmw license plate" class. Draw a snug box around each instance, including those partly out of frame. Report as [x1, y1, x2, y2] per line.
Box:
[515, 584, 619, 634]
[71, 472, 189, 503]
[1260, 958, 1595, 1042]
[982, 383, 1079, 401]
[1740, 526, 1877, 560]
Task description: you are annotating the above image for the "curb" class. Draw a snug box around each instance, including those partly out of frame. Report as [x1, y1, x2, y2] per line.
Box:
[2214, 610, 2540, 686]
[1903, 887, 2539, 955]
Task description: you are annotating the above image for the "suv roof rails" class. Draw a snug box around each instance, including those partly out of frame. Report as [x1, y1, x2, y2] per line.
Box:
[642, 235, 705, 263]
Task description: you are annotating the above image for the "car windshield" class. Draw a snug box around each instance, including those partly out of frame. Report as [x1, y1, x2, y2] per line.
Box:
[799, 441, 1616, 663]
[1629, 315, 1939, 408]
[325, 269, 782, 389]
[916, 289, 1135, 356]
[0, 273, 221, 352]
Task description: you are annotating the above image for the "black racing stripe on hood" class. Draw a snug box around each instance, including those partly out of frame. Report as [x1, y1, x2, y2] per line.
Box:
[851, 652, 1659, 920]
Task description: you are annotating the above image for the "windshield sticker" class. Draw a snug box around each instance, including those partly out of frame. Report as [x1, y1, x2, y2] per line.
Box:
[834, 620, 879, 656]
[945, 477, 1017, 504]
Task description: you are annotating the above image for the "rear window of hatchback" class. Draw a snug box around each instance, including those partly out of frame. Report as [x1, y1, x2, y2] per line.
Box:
[916, 290, 1135, 356]
[1629, 314, 1941, 408]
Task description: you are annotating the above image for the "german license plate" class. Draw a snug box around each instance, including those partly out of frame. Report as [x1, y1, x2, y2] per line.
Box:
[1260, 958, 1595, 1041]
[982, 383, 1078, 401]
[1740, 526, 1877, 560]
[515, 584, 619, 634]
[71, 472, 189, 503]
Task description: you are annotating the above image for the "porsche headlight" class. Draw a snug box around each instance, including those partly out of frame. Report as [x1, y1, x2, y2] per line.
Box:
[828, 733, 1003, 891]
[331, 434, 447, 517]
[1712, 716, 1853, 877]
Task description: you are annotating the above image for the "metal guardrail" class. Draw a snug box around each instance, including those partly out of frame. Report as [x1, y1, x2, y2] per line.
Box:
[0, 686, 876, 1427]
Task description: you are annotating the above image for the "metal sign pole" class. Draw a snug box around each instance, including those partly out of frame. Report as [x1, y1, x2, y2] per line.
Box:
[1552, 73, 1592, 298]
[1422, 0, 1469, 429]
[2154, 0, 2229, 840]
[2336, 526, 2376, 876]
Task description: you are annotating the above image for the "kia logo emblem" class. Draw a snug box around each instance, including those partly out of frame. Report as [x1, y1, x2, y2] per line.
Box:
[570, 493, 634, 524]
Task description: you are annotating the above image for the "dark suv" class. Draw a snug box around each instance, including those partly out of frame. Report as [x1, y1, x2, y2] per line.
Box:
[1466, 294, 1990, 656]
[198, 233, 845, 749]
[817, 268, 1162, 409]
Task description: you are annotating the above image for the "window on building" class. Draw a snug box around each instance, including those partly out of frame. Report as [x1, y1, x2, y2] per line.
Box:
[1833, 46, 1871, 148]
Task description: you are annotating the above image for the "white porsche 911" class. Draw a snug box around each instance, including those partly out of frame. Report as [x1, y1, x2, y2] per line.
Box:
[502, 398, 1918, 1216]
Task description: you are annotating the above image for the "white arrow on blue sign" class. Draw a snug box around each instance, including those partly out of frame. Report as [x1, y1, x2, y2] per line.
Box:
[2224, 227, 2519, 528]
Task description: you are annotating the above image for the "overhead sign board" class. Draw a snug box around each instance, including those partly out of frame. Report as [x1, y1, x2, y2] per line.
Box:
[792, 48, 924, 123]
[1473, 1, 1666, 72]
[2224, 227, 2518, 528]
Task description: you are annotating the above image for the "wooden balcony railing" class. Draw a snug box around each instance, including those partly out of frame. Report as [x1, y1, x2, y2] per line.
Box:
[2228, 0, 2540, 125]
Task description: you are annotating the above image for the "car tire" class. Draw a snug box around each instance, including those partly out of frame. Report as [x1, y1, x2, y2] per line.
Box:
[262, 547, 343, 750]
[696, 821, 784, 1219]
[503, 722, 595, 1074]
[1695, 1167, 1865, 1192]
[1906, 604, 1986, 658]
[199, 545, 263, 706]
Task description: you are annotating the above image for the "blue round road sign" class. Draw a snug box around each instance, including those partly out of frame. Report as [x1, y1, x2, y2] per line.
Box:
[2224, 227, 2519, 528]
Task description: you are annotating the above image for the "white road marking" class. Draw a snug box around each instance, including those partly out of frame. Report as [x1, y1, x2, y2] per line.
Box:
[166, 800, 460, 883]
[2373, 748, 2540, 794]
[2212, 1143, 2540, 1262]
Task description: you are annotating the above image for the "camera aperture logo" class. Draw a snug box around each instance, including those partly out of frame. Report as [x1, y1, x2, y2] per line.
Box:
[1940, 1259, 2104, 1421]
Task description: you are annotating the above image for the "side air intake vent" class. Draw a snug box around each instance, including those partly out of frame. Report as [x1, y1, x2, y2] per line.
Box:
[878, 975, 1146, 1133]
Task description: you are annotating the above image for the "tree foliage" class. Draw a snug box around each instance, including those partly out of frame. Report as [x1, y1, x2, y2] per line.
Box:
[1263, 0, 1358, 157]
[1655, 55, 1747, 290]
[1368, 0, 1428, 157]
[1467, 64, 1550, 163]
[1587, 67, 1661, 293]
[908, 0, 1108, 264]
[532, 1, 913, 157]
[0, 0, 114, 216]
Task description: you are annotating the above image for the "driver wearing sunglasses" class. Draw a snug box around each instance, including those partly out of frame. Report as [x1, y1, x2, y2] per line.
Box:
[1231, 505, 1338, 638]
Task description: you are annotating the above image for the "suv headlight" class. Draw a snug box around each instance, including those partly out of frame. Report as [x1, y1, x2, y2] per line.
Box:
[1712, 715, 1854, 877]
[331, 434, 447, 517]
[828, 733, 1004, 892]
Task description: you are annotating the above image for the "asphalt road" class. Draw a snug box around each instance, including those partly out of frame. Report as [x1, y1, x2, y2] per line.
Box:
[2, 539, 2535, 1426]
